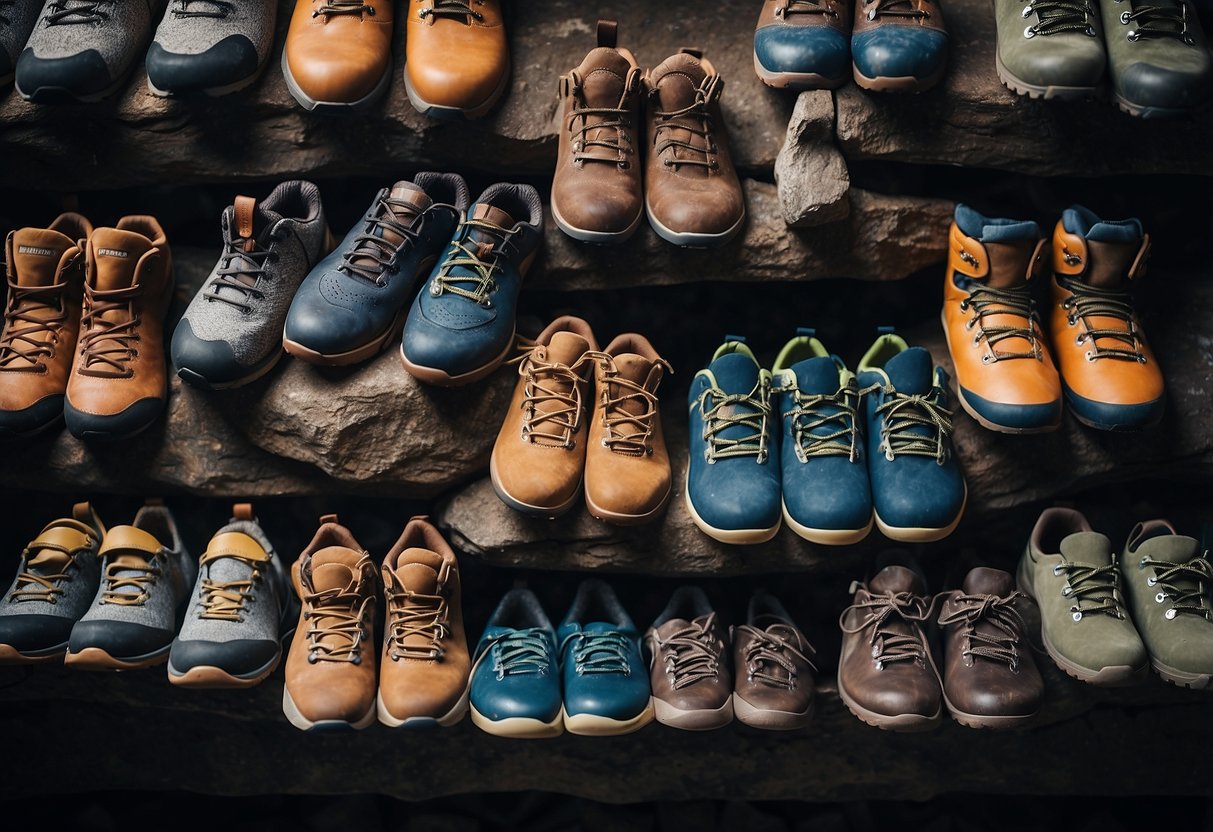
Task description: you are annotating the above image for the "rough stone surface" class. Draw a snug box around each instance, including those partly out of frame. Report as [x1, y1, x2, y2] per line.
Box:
[774, 91, 850, 228]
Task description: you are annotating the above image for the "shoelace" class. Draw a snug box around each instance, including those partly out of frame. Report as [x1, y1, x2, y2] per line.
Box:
[840, 590, 936, 670]
[420, 0, 483, 21]
[507, 345, 591, 449]
[10, 550, 79, 603]
[860, 382, 954, 464]
[697, 377, 772, 464]
[0, 280, 69, 371]
[480, 628, 553, 679]
[171, 0, 233, 18]
[206, 234, 279, 313]
[960, 285, 1042, 361]
[198, 555, 262, 622]
[1139, 554, 1213, 620]
[1060, 278, 1146, 362]
[340, 195, 424, 285]
[565, 69, 641, 169]
[313, 0, 375, 19]
[1051, 561, 1125, 621]
[737, 623, 817, 689]
[587, 350, 668, 456]
[781, 378, 861, 463]
[46, 0, 114, 25]
[655, 614, 722, 690]
[779, 0, 839, 18]
[429, 220, 514, 306]
[651, 74, 723, 171]
[78, 284, 143, 378]
[1021, 0, 1093, 36]
[384, 565, 452, 662]
[101, 553, 161, 606]
[1119, 0, 1193, 41]
[937, 593, 1029, 670]
[303, 583, 374, 664]
[561, 630, 632, 675]
[862, 0, 930, 20]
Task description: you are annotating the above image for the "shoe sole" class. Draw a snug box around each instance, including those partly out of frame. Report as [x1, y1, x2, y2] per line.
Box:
[167, 650, 283, 690]
[781, 499, 873, 546]
[684, 488, 780, 545]
[1061, 383, 1166, 432]
[15, 65, 133, 103]
[1112, 92, 1194, 120]
[281, 47, 392, 113]
[0, 641, 68, 664]
[282, 686, 377, 731]
[874, 486, 966, 544]
[651, 694, 734, 731]
[942, 693, 1036, 730]
[994, 51, 1099, 101]
[550, 198, 643, 245]
[852, 62, 945, 93]
[585, 483, 672, 527]
[377, 686, 469, 728]
[403, 60, 511, 120]
[645, 199, 746, 249]
[64, 644, 171, 671]
[399, 332, 516, 387]
[176, 347, 284, 392]
[489, 451, 583, 519]
[469, 704, 564, 738]
[1150, 658, 1213, 690]
[147, 49, 271, 98]
[753, 53, 848, 90]
[837, 677, 941, 732]
[0, 411, 66, 442]
[732, 693, 813, 731]
[562, 702, 655, 736]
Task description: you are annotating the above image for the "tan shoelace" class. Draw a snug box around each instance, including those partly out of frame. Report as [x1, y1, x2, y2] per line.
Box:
[101, 552, 162, 606]
[737, 622, 816, 689]
[384, 562, 452, 662]
[505, 345, 593, 449]
[655, 614, 722, 690]
[302, 567, 375, 664]
[937, 593, 1030, 670]
[697, 376, 772, 464]
[588, 350, 670, 456]
[198, 553, 263, 622]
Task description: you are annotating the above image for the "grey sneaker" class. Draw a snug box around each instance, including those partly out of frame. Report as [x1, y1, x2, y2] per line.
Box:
[168, 503, 297, 689]
[16, 0, 160, 102]
[65, 502, 195, 671]
[0, 0, 42, 84]
[171, 180, 330, 390]
[0, 502, 106, 664]
[146, 0, 276, 97]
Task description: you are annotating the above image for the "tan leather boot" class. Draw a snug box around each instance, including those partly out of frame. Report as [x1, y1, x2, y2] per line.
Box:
[282, 0, 395, 112]
[583, 333, 673, 525]
[0, 213, 92, 438]
[377, 517, 470, 728]
[405, 0, 510, 119]
[65, 216, 173, 441]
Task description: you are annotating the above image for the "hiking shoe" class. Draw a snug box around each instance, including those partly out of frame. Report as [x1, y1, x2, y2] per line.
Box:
[282, 0, 394, 112]
[65, 502, 195, 671]
[754, 0, 853, 90]
[1, 0, 41, 84]
[731, 591, 817, 731]
[645, 586, 733, 731]
[167, 503, 296, 689]
[1100, 0, 1211, 117]
[173, 181, 329, 390]
[0, 502, 105, 664]
[403, 0, 510, 119]
[851, 0, 948, 92]
[147, 0, 277, 97]
[994, 0, 1105, 99]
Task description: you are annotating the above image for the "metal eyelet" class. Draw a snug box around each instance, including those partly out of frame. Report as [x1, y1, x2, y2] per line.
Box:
[1165, 608, 1178, 620]
[1024, 25, 1037, 38]
[1062, 584, 1073, 596]
[1147, 576, 1157, 586]
[1127, 29, 1140, 40]
[1120, 10, 1131, 22]
[1021, 3, 1033, 16]
[1071, 608, 1083, 622]
[1075, 334, 1085, 345]
[1156, 592, 1167, 603]
[1053, 564, 1065, 576]
[981, 354, 994, 364]
[1085, 351, 1095, 362]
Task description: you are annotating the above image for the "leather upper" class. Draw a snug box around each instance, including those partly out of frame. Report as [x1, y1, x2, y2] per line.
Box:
[645, 587, 732, 714]
[284, 0, 394, 104]
[557, 579, 650, 721]
[469, 589, 561, 724]
[405, 0, 509, 111]
[993, 0, 1106, 87]
[732, 592, 815, 716]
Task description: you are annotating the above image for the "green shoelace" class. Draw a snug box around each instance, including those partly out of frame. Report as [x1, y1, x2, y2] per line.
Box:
[1139, 554, 1213, 620]
[959, 285, 1042, 361]
[1061, 278, 1147, 362]
[1021, 0, 1094, 37]
[561, 631, 631, 676]
[860, 382, 954, 464]
[1052, 560, 1126, 621]
[428, 220, 514, 306]
[781, 378, 861, 464]
[697, 377, 772, 464]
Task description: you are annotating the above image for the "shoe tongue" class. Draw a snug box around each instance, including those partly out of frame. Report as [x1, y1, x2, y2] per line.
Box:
[465, 203, 517, 259]
[962, 567, 1013, 596]
[90, 228, 152, 291]
[1059, 532, 1113, 567]
[310, 548, 361, 592]
[25, 547, 72, 573]
[792, 355, 842, 395]
[883, 347, 933, 395]
[651, 52, 708, 111]
[983, 239, 1039, 289]
[1137, 534, 1201, 566]
[543, 330, 590, 366]
[576, 47, 633, 107]
[869, 565, 924, 595]
[710, 351, 758, 395]
[611, 353, 655, 417]
[389, 181, 433, 211]
[11, 228, 75, 287]
[394, 548, 444, 595]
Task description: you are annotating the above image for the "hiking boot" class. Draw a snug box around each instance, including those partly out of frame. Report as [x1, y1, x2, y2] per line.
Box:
[686, 336, 781, 545]
[284, 174, 468, 367]
[469, 588, 562, 738]
[994, 0, 1106, 99]
[173, 181, 330, 389]
[754, 0, 853, 89]
[65, 502, 195, 671]
[282, 0, 394, 112]
[377, 517, 471, 728]
[1100, 0, 1211, 117]
[0, 212, 92, 438]
[644, 49, 746, 248]
[1122, 520, 1213, 688]
[0, 0, 41, 84]
[731, 591, 817, 731]
[167, 503, 296, 689]
[490, 316, 600, 518]
[583, 333, 673, 525]
[147, 0, 277, 97]
[400, 183, 543, 386]
[65, 216, 174, 441]
[1017, 507, 1149, 686]
[1048, 205, 1163, 431]
[282, 515, 379, 731]
[645, 586, 733, 731]
[852, 0, 948, 91]
[944, 204, 1062, 434]
[551, 20, 644, 243]
[772, 328, 872, 545]
[0, 502, 105, 664]
[856, 329, 966, 542]
[404, 0, 510, 119]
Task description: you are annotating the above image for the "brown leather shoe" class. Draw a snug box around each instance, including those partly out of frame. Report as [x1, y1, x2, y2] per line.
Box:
[837, 563, 942, 732]
[645, 586, 733, 730]
[0, 213, 92, 438]
[490, 316, 600, 518]
[551, 20, 644, 243]
[282, 515, 379, 731]
[938, 567, 1043, 729]
[643, 49, 745, 248]
[404, 0, 509, 119]
[65, 217, 173, 441]
[731, 591, 816, 731]
[583, 333, 672, 525]
[283, 0, 394, 112]
[377, 517, 471, 728]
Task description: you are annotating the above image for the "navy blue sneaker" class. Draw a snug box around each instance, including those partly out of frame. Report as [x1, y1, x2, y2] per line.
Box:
[469, 588, 562, 738]
[283, 174, 470, 367]
[772, 329, 873, 545]
[686, 337, 781, 545]
[400, 183, 544, 387]
[856, 329, 966, 543]
[557, 579, 654, 736]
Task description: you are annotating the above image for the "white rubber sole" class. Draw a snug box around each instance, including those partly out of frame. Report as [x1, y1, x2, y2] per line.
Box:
[781, 499, 873, 546]
[551, 198, 643, 245]
[732, 693, 813, 731]
[377, 686, 469, 728]
[874, 486, 966, 543]
[282, 686, 377, 732]
[645, 200, 745, 248]
[651, 695, 734, 731]
[562, 702, 655, 736]
[470, 704, 564, 738]
[684, 489, 780, 545]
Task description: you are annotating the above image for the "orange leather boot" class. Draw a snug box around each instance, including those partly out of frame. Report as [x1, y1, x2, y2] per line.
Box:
[282, 0, 395, 112]
[405, 0, 510, 119]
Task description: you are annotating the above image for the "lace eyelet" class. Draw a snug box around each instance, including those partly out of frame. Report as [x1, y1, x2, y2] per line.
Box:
[1165, 608, 1178, 620]
[1147, 576, 1157, 587]
[1071, 609, 1083, 622]
[1156, 592, 1167, 603]
[1120, 10, 1131, 22]
[1127, 29, 1139, 40]
[1024, 25, 1037, 37]
[1085, 351, 1095, 362]
[307, 651, 317, 664]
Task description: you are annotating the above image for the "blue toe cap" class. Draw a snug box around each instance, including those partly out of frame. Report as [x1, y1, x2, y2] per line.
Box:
[960, 387, 1062, 432]
[755, 26, 851, 80]
[852, 27, 948, 81]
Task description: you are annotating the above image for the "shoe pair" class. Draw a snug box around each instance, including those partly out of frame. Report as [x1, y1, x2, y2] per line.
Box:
[838, 559, 1044, 732]
[945, 203, 1163, 434]
[551, 21, 746, 248]
[1019, 507, 1213, 689]
[686, 328, 966, 546]
[282, 515, 469, 731]
[753, 0, 950, 92]
[0, 212, 174, 440]
[490, 316, 673, 526]
[0, 501, 196, 671]
[994, 0, 1211, 117]
[469, 581, 653, 738]
[645, 587, 817, 732]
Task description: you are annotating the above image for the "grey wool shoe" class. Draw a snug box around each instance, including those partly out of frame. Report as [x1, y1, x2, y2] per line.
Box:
[146, 0, 277, 97]
[0, 0, 42, 84]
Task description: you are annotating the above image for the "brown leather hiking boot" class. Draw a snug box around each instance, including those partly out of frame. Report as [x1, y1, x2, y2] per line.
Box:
[645, 586, 734, 731]
[404, 0, 510, 119]
[551, 20, 644, 244]
[0, 213, 92, 438]
[283, 515, 379, 731]
[377, 517, 470, 728]
[583, 333, 672, 525]
[731, 591, 817, 731]
[490, 316, 600, 518]
[282, 0, 395, 112]
[65, 217, 173, 441]
[643, 49, 745, 248]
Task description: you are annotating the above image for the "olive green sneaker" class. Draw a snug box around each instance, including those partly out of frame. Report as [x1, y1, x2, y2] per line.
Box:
[1098, 0, 1212, 117]
[994, 0, 1106, 98]
[1017, 507, 1148, 686]
[1122, 520, 1213, 689]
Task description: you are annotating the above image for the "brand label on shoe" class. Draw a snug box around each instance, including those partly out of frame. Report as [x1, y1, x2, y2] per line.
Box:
[18, 245, 56, 257]
[97, 248, 129, 258]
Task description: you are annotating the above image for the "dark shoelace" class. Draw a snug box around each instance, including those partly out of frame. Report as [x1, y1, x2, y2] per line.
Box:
[862, 0, 930, 20]
[0, 280, 69, 371]
[565, 69, 641, 169]
[697, 376, 772, 464]
[420, 0, 482, 21]
[46, 0, 114, 25]
[1051, 561, 1126, 621]
[339, 194, 424, 285]
[1139, 554, 1213, 620]
[561, 631, 632, 675]
[779, 0, 840, 18]
[654, 615, 723, 690]
[1021, 0, 1094, 36]
[206, 234, 279, 313]
[859, 382, 954, 464]
[313, 1, 376, 19]
[781, 378, 861, 463]
[737, 623, 816, 689]
[960, 284, 1042, 361]
[937, 593, 1030, 670]
[1061, 278, 1147, 362]
[1120, 0, 1195, 42]
[171, 0, 233, 18]
[840, 590, 937, 670]
[384, 563, 452, 662]
[78, 284, 143, 378]
[651, 73, 723, 171]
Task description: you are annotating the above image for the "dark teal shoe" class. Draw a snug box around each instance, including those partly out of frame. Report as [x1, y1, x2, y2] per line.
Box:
[856, 329, 966, 542]
[686, 337, 782, 545]
[469, 589, 562, 738]
[772, 329, 873, 545]
[400, 183, 544, 387]
[557, 579, 654, 736]
[851, 0, 949, 92]
[754, 0, 853, 90]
